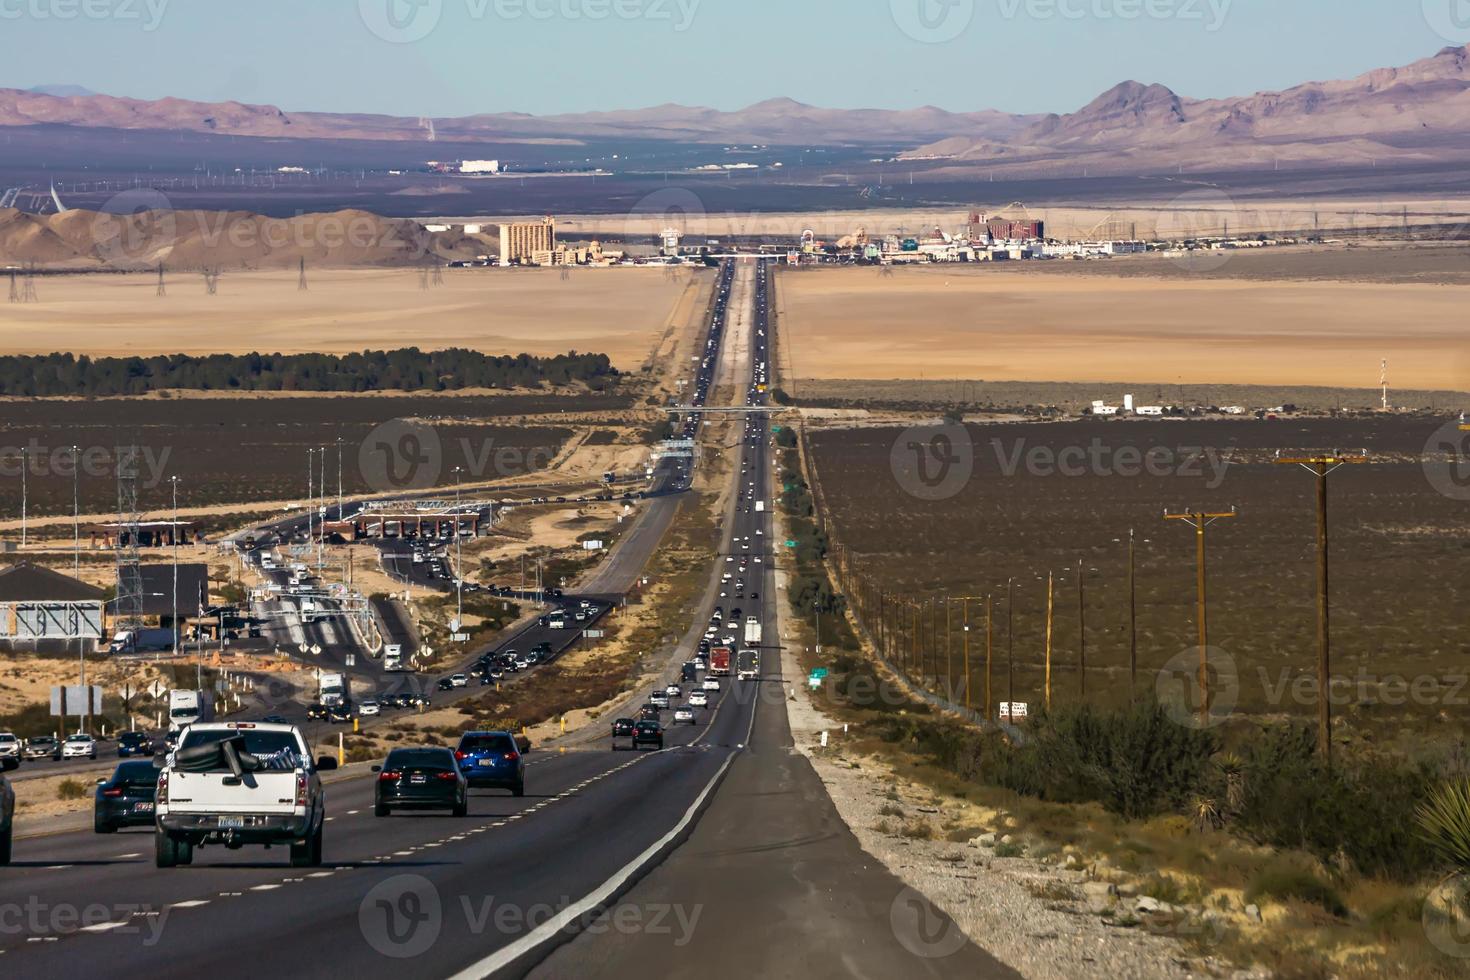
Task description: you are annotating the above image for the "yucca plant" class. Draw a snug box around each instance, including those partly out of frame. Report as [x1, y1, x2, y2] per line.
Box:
[1190, 796, 1224, 833]
[1216, 751, 1247, 815]
[1415, 779, 1470, 869]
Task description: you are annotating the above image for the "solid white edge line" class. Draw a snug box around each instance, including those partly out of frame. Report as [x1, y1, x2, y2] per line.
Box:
[445, 749, 738, 980]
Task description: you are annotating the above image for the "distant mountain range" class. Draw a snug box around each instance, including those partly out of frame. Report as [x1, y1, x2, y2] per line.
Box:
[3, 46, 1468, 174]
[906, 45, 1470, 175]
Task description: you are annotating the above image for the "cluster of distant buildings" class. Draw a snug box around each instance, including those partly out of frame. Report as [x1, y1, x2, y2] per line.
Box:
[1084, 394, 1307, 419]
[429, 216, 632, 268]
[428, 159, 503, 175]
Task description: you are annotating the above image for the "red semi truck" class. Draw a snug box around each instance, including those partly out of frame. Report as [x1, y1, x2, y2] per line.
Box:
[709, 647, 732, 676]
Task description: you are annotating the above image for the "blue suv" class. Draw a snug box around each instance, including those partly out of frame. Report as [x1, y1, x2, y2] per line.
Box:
[454, 731, 525, 796]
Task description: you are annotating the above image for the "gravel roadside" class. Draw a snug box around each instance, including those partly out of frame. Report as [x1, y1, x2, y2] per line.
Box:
[774, 618, 1247, 979]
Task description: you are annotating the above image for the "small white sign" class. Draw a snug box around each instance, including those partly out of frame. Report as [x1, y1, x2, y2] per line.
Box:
[999, 702, 1029, 721]
[452, 633, 470, 642]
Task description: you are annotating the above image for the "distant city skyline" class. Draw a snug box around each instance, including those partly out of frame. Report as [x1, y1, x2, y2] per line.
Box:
[4, 1, 1464, 118]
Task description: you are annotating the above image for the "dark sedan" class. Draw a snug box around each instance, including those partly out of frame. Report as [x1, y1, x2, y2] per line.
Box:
[94, 760, 158, 833]
[610, 718, 636, 750]
[632, 720, 664, 751]
[374, 747, 467, 817]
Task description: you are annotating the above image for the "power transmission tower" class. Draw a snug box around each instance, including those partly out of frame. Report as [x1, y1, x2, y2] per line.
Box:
[156, 263, 167, 298]
[298, 257, 308, 291]
[6, 270, 16, 303]
[22, 264, 37, 302]
[1273, 451, 1367, 765]
[114, 446, 146, 632]
[203, 267, 220, 295]
[419, 266, 430, 290]
[431, 263, 443, 287]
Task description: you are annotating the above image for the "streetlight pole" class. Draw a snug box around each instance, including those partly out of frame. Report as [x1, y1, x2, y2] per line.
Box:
[1164, 507, 1238, 727]
[70, 445, 80, 577]
[19, 448, 26, 550]
[306, 448, 314, 558]
[170, 476, 180, 655]
[454, 466, 464, 634]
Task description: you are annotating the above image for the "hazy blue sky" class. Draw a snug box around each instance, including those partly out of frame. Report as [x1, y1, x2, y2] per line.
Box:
[4, 0, 1463, 116]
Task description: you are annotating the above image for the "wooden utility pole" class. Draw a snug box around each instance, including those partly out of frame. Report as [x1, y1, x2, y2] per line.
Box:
[1274, 452, 1366, 764]
[1006, 578, 1015, 715]
[945, 597, 953, 698]
[1076, 558, 1086, 701]
[984, 594, 994, 723]
[1044, 571, 1054, 712]
[1128, 529, 1137, 702]
[1164, 509, 1238, 726]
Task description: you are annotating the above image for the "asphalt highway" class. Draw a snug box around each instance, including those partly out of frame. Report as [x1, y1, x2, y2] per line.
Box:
[0, 259, 1006, 978]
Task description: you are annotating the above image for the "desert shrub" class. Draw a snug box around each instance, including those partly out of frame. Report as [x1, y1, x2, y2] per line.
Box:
[1235, 727, 1438, 880]
[1246, 860, 1348, 917]
[57, 779, 88, 800]
[989, 701, 1219, 820]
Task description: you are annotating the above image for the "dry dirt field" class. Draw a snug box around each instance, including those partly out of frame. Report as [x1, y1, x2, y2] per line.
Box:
[777, 254, 1470, 391]
[806, 416, 1470, 743]
[0, 266, 695, 371]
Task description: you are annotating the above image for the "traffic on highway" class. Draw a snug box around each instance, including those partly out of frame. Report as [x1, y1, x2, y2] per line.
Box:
[0, 258, 803, 976]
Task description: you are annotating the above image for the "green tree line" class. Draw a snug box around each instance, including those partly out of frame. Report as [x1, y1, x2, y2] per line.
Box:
[0, 349, 618, 396]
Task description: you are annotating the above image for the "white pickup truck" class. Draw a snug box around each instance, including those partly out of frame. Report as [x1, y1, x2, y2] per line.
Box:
[153, 722, 336, 868]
